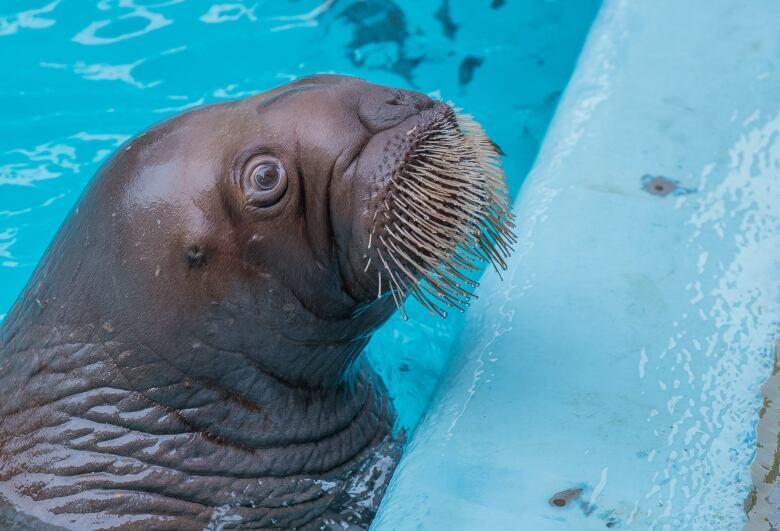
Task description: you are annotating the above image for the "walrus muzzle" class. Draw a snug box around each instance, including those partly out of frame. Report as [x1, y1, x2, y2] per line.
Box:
[348, 102, 515, 319]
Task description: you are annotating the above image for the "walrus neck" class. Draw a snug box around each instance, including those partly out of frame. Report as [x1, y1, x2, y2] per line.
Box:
[0, 311, 396, 528]
[0, 309, 391, 458]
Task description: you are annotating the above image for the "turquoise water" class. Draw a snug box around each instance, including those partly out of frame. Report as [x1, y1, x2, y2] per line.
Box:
[0, 0, 599, 431]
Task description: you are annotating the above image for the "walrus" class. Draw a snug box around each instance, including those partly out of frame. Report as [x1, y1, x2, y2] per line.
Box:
[0, 75, 514, 529]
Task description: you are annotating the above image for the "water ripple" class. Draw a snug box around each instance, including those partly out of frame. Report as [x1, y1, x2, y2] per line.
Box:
[200, 3, 257, 24]
[0, 0, 59, 37]
[72, 0, 174, 45]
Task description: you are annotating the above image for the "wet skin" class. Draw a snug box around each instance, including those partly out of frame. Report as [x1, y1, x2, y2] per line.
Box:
[0, 75, 442, 529]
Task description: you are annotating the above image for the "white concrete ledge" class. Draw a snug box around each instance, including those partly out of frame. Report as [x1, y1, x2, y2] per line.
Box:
[374, 1, 780, 528]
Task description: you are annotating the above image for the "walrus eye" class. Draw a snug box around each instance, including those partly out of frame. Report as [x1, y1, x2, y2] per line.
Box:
[254, 163, 281, 190]
[243, 155, 288, 207]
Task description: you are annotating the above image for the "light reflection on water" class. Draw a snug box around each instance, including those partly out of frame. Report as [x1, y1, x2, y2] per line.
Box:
[0, 0, 599, 430]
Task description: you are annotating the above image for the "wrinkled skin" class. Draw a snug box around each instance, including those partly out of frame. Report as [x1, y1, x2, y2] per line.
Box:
[0, 75, 442, 529]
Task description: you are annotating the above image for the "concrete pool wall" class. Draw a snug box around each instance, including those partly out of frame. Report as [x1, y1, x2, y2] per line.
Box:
[374, 1, 780, 528]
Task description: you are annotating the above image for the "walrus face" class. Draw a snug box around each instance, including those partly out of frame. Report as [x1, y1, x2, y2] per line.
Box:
[97, 74, 514, 386]
[212, 75, 515, 322]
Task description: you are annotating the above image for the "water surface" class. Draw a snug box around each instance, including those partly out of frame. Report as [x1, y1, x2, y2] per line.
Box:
[0, 0, 600, 430]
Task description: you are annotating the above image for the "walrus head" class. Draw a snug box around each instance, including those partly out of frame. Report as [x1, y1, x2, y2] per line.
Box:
[0, 75, 514, 529]
[212, 74, 515, 323]
[67, 74, 513, 387]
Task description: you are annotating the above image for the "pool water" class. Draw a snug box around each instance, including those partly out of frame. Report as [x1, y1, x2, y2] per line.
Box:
[0, 0, 600, 431]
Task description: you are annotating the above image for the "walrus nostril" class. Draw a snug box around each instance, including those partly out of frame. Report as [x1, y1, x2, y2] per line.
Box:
[385, 90, 405, 106]
[410, 92, 434, 111]
[385, 89, 434, 112]
[359, 88, 436, 133]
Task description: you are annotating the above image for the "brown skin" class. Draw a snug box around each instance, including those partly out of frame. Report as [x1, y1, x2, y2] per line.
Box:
[0, 75, 441, 529]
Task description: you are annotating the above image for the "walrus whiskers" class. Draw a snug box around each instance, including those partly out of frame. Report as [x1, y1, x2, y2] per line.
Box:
[368, 106, 516, 319]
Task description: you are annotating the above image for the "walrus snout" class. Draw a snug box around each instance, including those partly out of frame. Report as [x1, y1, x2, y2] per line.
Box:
[344, 100, 517, 319]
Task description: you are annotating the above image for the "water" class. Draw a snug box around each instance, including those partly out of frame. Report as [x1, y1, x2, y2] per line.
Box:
[0, 0, 600, 431]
